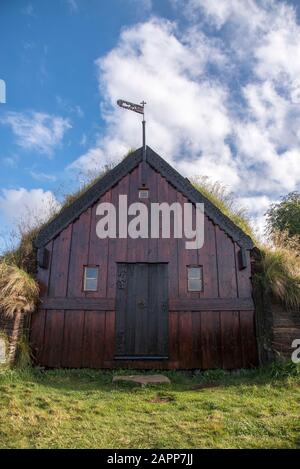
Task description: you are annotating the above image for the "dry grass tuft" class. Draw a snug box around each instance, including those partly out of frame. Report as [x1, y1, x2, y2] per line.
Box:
[255, 246, 300, 310]
[191, 176, 255, 240]
[0, 262, 39, 317]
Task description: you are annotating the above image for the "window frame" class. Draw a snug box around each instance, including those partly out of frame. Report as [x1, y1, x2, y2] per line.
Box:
[187, 265, 203, 292]
[139, 188, 149, 199]
[83, 265, 99, 292]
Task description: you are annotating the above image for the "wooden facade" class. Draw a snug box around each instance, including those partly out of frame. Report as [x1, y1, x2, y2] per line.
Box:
[30, 147, 258, 369]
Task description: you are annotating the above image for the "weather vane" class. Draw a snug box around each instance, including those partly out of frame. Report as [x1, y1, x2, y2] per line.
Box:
[117, 99, 146, 162]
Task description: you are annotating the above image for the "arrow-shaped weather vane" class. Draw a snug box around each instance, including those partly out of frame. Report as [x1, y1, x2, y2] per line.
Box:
[117, 99, 146, 162]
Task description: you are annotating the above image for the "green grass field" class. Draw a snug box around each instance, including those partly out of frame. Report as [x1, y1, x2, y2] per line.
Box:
[0, 364, 299, 449]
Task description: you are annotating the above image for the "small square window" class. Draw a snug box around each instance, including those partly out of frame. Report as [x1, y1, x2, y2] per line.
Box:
[84, 266, 99, 291]
[187, 266, 203, 292]
[139, 189, 149, 199]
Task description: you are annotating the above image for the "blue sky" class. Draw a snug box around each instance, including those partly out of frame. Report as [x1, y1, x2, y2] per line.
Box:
[1, 0, 300, 251]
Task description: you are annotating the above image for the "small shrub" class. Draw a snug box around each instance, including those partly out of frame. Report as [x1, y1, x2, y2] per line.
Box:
[269, 360, 300, 379]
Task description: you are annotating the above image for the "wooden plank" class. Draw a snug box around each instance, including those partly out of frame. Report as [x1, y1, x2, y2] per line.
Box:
[114, 174, 129, 263]
[199, 216, 219, 297]
[43, 310, 64, 367]
[37, 241, 53, 297]
[153, 263, 169, 357]
[178, 311, 193, 368]
[240, 310, 258, 367]
[107, 180, 123, 298]
[192, 312, 202, 368]
[220, 311, 242, 369]
[134, 165, 149, 263]
[111, 359, 167, 369]
[166, 184, 179, 298]
[215, 226, 238, 298]
[126, 166, 139, 262]
[134, 263, 149, 355]
[183, 195, 200, 300]
[168, 311, 179, 362]
[147, 164, 158, 262]
[169, 297, 254, 311]
[201, 311, 222, 369]
[124, 263, 136, 354]
[177, 192, 188, 298]
[61, 310, 85, 367]
[104, 310, 115, 361]
[67, 208, 91, 298]
[115, 263, 128, 356]
[48, 225, 72, 297]
[156, 173, 170, 262]
[87, 189, 111, 298]
[82, 311, 106, 368]
[41, 297, 115, 310]
[235, 244, 252, 298]
[30, 309, 46, 364]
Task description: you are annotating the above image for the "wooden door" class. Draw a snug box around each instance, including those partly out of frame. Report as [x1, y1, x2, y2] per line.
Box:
[115, 263, 168, 359]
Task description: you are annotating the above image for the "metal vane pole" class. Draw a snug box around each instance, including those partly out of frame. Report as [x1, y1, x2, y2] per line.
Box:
[117, 98, 147, 185]
[141, 101, 146, 162]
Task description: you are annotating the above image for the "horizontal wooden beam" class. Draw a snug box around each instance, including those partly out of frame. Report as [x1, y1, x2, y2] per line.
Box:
[41, 297, 254, 311]
[169, 297, 254, 311]
[40, 297, 115, 311]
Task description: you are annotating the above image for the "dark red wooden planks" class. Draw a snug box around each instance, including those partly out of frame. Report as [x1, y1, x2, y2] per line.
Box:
[61, 310, 85, 367]
[48, 225, 72, 297]
[215, 226, 238, 298]
[201, 311, 222, 369]
[67, 209, 91, 298]
[220, 311, 242, 369]
[82, 311, 106, 368]
[240, 310, 258, 367]
[30, 309, 46, 364]
[43, 310, 64, 367]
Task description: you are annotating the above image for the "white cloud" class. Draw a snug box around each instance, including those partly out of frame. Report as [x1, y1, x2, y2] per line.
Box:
[68, 147, 105, 172]
[66, 0, 78, 13]
[129, 0, 152, 13]
[56, 96, 84, 117]
[68, 1, 300, 236]
[22, 3, 36, 17]
[0, 111, 71, 155]
[72, 19, 232, 175]
[0, 188, 61, 229]
[30, 171, 57, 182]
[182, 0, 262, 28]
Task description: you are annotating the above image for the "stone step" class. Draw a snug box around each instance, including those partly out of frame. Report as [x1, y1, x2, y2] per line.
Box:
[112, 374, 171, 386]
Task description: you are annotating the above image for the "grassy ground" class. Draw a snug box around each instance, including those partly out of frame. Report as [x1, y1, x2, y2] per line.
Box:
[0, 363, 299, 449]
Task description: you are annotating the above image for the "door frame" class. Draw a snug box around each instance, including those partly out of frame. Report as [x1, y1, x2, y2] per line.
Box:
[114, 262, 169, 360]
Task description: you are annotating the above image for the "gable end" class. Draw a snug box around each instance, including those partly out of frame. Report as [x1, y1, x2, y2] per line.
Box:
[146, 147, 253, 249]
[34, 148, 142, 248]
[34, 145, 253, 249]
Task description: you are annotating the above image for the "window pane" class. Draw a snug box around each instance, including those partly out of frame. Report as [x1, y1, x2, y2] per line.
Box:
[188, 278, 202, 291]
[84, 267, 98, 291]
[85, 267, 98, 280]
[85, 277, 97, 291]
[188, 267, 201, 279]
[139, 189, 149, 199]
